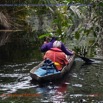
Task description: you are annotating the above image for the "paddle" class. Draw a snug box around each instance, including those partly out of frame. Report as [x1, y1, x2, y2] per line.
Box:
[76, 54, 94, 63]
[72, 46, 94, 63]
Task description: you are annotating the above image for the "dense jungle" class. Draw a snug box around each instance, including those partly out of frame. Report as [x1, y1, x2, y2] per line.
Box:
[0, 0, 103, 103]
[0, 0, 103, 58]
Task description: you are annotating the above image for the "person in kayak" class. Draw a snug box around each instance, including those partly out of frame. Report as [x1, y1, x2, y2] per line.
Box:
[43, 41, 69, 71]
[41, 36, 74, 56]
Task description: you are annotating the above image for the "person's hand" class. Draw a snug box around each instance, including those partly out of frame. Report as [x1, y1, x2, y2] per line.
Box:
[72, 51, 76, 54]
[44, 41, 48, 44]
[43, 36, 50, 44]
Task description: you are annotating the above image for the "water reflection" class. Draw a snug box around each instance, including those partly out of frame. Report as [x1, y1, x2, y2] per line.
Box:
[0, 58, 103, 102]
[0, 61, 39, 96]
[33, 81, 69, 103]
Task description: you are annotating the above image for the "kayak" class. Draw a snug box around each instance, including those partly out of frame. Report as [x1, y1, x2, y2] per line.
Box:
[30, 54, 75, 82]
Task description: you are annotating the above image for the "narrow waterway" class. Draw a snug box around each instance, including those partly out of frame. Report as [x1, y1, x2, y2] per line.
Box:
[0, 46, 103, 103]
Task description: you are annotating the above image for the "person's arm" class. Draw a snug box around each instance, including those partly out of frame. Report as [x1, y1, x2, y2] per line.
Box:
[41, 42, 53, 52]
[40, 37, 50, 52]
[40, 44, 48, 52]
[61, 43, 73, 55]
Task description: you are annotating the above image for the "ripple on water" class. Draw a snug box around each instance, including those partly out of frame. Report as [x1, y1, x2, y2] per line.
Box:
[72, 84, 82, 87]
[0, 62, 39, 97]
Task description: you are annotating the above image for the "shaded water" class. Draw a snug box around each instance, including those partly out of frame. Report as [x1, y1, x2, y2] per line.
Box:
[0, 51, 103, 103]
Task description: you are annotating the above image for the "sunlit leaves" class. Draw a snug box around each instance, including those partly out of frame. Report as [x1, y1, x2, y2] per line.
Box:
[38, 33, 52, 39]
[52, 6, 69, 36]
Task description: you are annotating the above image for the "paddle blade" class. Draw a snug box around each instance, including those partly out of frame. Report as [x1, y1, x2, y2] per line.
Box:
[79, 56, 94, 63]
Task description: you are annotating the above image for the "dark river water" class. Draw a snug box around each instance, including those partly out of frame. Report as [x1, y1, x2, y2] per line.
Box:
[0, 45, 103, 103]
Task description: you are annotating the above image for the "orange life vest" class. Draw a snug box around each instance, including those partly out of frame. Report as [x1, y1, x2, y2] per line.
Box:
[44, 48, 69, 70]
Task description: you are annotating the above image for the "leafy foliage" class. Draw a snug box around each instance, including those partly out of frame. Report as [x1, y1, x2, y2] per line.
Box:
[0, 0, 103, 56]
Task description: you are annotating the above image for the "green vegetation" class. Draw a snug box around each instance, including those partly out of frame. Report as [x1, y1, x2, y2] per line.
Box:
[0, 0, 103, 57]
